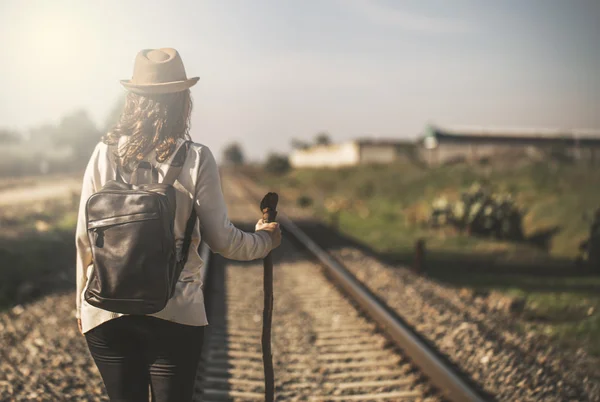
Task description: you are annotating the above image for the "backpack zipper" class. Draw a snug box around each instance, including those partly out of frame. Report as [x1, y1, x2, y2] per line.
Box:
[92, 228, 104, 247]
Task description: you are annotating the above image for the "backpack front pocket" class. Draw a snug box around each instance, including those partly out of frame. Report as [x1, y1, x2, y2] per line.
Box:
[87, 211, 172, 304]
[88, 212, 161, 248]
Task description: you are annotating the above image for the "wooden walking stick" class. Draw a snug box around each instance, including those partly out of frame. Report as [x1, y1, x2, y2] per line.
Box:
[260, 192, 278, 402]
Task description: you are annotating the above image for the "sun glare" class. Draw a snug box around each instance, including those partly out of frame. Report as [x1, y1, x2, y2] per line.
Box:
[10, 2, 89, 84]
[27, 16, 74, 64]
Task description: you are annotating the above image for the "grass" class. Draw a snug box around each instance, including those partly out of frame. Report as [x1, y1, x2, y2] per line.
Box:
[0, 199, 78, 309]
[254, 160, 600, 258]
[251, 159, 600, 356]
[431, 270, 600, 355]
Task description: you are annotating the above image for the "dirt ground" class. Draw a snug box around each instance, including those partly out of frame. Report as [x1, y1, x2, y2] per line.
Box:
[0, 177, 80, 207]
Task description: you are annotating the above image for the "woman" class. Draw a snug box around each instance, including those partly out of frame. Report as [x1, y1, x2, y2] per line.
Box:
[75, 48, 281, 402]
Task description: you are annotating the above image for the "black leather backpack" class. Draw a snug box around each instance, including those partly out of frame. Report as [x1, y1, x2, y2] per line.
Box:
[84, 141, 196, 315]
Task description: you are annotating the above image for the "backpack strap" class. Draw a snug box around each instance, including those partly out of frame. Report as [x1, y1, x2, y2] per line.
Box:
[110, 140, 197, 263]
[108, 145, 159, 185]
[180, 208, 197, 264]
[161, 140, 192, 185]
[165, 140, 196, 264]
[108, 141, 189, 185]
[131, 162, 159, 185]
[107, 144, 123, 183]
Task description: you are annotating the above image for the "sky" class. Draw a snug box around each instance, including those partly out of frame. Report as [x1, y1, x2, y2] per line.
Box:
[0, 0, 599, 161]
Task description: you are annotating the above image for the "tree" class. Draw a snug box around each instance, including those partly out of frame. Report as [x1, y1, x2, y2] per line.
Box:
[53, 110, 101, 164]
[223, 143, 245, 165]
[28, 124, 57, 142]
[315, 132, 331, 146]
[0, 129, 21, 144]
[291, 138, 310, 150]
[264, 153, 291, 175]
[104, 95, 127, 132]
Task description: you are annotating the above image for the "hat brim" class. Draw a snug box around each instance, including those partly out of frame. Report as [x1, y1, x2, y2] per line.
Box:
[120, 77, 199, 95]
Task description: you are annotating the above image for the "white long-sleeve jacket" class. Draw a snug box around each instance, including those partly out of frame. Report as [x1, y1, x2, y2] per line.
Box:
[75, 138, 272, 333]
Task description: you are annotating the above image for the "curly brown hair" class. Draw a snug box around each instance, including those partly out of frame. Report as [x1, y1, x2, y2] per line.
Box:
[103, 90, 192, 170]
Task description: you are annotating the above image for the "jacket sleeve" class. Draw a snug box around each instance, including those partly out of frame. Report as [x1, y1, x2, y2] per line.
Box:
[75, 144, 101, 319]
[194, 147, 272, 260]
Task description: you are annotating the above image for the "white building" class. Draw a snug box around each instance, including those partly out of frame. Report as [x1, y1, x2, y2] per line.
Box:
[289, 139, 414, 168]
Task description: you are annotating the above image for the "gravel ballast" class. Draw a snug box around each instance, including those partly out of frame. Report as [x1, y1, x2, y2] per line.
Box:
[318, 243, 600, 402]
[234, 172, 600, 401]
[0, 292, 106, 401]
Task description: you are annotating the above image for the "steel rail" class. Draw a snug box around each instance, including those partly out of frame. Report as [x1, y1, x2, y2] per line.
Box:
[204, 174, 488, 401]
[276, 212, 488, 402]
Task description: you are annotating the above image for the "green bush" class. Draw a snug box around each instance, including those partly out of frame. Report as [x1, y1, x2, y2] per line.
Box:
[223, 143, 245, 165]
[264, 154, 291, 175]
[296, 195, 313, 208]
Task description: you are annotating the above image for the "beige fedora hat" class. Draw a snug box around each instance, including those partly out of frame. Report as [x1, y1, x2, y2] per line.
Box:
[120, 48, 199, 95]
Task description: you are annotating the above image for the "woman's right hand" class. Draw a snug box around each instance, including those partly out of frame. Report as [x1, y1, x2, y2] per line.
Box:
[256, 219, 282, 250]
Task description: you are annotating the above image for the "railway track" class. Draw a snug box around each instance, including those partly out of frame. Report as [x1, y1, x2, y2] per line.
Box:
[195, 239, 436, 401]
[1, 176, 597, 400]
[192, 175, 488, 402]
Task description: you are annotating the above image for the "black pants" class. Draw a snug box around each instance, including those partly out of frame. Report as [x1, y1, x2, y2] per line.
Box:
[85, 315, 204, 402]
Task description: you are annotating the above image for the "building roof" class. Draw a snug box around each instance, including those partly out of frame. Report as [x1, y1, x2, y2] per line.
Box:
[354, 138, 414, 147]
[424, 125, 600, 146]
[294, 138, 415, 153]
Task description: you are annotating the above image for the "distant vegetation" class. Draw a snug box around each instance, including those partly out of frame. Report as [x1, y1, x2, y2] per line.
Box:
[0, 97, 125, 178]
[0, 198, 78, 309]
[314, 131, 332, 146]
[223, 142, 245, 166]
[264, 153, 291, 175]
[257, 160, 600, 260]
[429, 183, 525, 241]
[250, 158, 600, 355]
[0, 129, 20, 144]
[291, 131, 333, 150]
